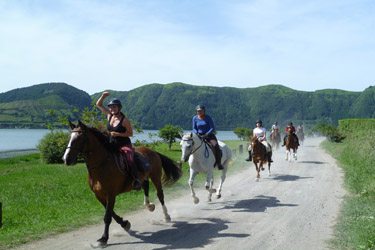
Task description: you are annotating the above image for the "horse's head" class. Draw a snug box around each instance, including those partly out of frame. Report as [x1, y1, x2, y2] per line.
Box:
[63, 120, 89, 166]
[287, 126, 293, 135]
[250, 136, 259, 150]
[180, 132, 194, 162]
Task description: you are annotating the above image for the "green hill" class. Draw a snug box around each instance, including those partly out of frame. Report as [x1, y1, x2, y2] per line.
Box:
[0, 82, 91, 128]
[1, 82, 374, 129]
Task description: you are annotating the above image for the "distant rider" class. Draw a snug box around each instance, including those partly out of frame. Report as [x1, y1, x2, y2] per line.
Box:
[192, 104, 223, 170]
[282, 122, 300, 147]
[96, 92, 141, 191]
[271, 122, 280, 134]
[246, 120, 273, 162]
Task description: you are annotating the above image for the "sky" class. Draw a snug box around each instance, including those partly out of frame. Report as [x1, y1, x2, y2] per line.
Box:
[0, 0, 374, 95]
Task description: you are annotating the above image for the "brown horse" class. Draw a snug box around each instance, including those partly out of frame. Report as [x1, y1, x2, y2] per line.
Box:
[271, 129, 281, 150]
[63, 121, 182, 248]
[286, 127, 298, 161]
[250, 136, 271, 181]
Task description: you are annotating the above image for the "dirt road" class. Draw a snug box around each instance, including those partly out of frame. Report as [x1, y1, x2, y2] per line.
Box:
[16, 137, 345, 250]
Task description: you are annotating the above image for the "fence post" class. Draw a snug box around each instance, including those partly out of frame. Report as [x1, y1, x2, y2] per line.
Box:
[232, 148, 236, 158]
[0, 202, 2, 228]
[239, 144, 243, 154]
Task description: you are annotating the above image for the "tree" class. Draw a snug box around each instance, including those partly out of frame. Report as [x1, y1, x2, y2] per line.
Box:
[233, 127, 252, 140]
[158, 124, 183, 150]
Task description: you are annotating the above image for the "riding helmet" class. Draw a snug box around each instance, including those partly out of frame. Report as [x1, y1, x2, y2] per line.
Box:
[256, 120, 262, 124]
[196, 104, 206, 111]
[289, 122, 293, 125]
[107, 98, 122, 107]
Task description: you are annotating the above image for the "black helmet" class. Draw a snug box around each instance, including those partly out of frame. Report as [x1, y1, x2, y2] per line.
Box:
[274, 121, 278, 124]
[256, 120, 262, 124]
[289, 122, 293, 126]
[107, 98, 122, 107]
[196, 104, 206, 111]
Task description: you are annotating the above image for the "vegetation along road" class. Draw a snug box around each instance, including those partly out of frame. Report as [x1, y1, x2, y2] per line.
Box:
[15, 137, 345, 250]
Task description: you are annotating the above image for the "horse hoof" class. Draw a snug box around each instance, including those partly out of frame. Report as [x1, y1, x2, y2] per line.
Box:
[121, 220, 131, 232]
[216, 194, 221, 199]
[208, 198, 212, 202]
[164, 215, 171, 223]
[205, 186, 209, 190]
[193, 197, 200, 204]
[255, 178, 259, 182]
[147, 203, 155, 212]
[90, 241, 107, 249]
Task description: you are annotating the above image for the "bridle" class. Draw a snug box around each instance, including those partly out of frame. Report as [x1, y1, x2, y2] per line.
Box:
[183, 135, 209, 158]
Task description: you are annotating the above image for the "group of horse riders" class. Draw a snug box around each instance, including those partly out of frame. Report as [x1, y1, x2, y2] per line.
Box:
[96, 92, 303, 187]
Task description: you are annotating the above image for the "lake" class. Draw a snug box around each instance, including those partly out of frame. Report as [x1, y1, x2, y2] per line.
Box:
[0, 129, 239, 153]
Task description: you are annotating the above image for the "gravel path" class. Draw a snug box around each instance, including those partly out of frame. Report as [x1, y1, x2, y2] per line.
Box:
[15, 137, 346, 250]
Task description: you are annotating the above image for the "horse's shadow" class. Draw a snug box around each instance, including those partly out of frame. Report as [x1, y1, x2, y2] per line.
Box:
[109, 218, 249, 249]
[299, 161, 326, 164]
[213, 195, 297, 213]
[272, 174, 313, 182]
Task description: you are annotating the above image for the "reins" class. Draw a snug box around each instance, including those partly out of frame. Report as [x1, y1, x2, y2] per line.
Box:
[183, 136, 210, 158]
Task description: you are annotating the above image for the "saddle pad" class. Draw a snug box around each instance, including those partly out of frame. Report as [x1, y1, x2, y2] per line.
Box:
[134, 152, 151, 173]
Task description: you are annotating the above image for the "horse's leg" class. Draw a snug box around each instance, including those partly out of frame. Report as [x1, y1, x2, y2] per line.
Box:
[285, 149, 289, 161]
[216, 165, 227, 199]
[205, 170, 214, 202]
[91, 196, 116, 248]
[143, 178, 155, 212]
[254, 162, 260, 181]
[294, 149, 297, 160]
[189, 169, 200, 204]
[155, 184, 171, 223]
[268, 161, 271, 176]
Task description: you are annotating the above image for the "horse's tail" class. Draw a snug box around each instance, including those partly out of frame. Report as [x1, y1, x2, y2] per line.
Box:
[157, 153, 182, 187]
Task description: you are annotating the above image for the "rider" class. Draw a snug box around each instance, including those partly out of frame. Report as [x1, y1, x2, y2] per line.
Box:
[297, 123, 304, 134]
[192, 104, 223, 170]
[282, 122, 300, 147]
[96, 92, 141, 191]
[246, 120, 273, 162]
[271, 121, 280, 134]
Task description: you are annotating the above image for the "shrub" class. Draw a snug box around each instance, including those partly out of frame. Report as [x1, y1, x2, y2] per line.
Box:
[37, 130, 70, 163]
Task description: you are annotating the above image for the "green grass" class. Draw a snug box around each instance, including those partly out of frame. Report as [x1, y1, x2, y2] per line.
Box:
[322, 134, 375, 250]
[0, 140, 246, 249]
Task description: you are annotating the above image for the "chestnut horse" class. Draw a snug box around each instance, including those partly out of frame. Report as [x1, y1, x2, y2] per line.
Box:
[63, 121, 182, 248]
[286, 127, 298, 161]
[271, 129, 281, 150]
[250, 136, 271, 181]
[297, 130, 304, 145]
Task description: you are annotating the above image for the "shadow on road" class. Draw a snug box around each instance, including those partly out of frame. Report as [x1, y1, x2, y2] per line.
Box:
[109, 218, 249, 249]
[272, 174, 313, 182]
[216, 195, 297, 213]
[299, 161, 326, 164]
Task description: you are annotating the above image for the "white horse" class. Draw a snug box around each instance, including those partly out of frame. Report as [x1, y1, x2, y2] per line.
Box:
[180, 132, 231, 203]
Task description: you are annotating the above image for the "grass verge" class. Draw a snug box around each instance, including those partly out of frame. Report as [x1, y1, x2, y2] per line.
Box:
[0, 140, 247, 249]
[322, 135, 375, 250]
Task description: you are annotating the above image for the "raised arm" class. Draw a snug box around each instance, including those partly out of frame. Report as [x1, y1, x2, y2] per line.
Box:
[96, 92, 111, 117]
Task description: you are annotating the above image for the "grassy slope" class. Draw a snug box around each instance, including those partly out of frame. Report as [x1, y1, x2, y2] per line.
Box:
[0, 140, 246, 249]
[322, 134, 375, 249]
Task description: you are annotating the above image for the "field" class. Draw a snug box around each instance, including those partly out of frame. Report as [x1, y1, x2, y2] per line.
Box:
[0, 140, 246, 249]
[322, 126, 375, 249]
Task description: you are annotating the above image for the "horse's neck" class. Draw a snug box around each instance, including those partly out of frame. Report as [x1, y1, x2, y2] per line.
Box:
[191, 137, 213, 162]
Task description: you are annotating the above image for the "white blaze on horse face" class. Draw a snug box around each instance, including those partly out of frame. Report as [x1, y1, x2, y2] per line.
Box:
[63, 132, 78, 162]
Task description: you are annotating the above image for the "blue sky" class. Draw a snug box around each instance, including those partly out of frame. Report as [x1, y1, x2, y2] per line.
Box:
[0, 0, 374, 94]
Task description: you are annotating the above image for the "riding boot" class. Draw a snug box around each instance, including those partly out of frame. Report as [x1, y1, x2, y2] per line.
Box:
[130, 161, 142, 191]
[245, 150, 252, 161]
[267, 152, 273, 163]
[215, 144, 224, 170]
[282, 137, 286, 147]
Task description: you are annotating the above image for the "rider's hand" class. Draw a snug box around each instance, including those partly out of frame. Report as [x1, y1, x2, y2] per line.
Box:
[202, 134, 208, 138]
[110, 131, 118, 137]
[102, 92, 110, 98]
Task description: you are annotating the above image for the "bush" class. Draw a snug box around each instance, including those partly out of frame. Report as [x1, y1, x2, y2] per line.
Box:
[37, 130, 70, 163]
[311, 123, 345, 142]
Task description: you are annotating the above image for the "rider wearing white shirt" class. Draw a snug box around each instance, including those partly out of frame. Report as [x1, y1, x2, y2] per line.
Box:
[271, 122, 279, 133]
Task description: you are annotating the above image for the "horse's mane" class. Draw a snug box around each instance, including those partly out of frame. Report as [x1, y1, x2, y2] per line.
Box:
[87, 126, 117, 152]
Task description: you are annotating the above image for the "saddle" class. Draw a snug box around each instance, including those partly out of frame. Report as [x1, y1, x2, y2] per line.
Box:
[115, 151, 151, 176]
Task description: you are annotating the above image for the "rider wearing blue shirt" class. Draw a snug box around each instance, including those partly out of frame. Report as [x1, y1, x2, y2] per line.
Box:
[192, 105, 223, 170]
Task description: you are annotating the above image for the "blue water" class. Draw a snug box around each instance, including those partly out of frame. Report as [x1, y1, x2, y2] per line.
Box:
[0, 129, 239, 152]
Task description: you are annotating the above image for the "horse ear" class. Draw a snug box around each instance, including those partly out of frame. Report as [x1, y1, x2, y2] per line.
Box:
[179, 132, 184, 138]
[190, 132, 193, 138]
[78, 120, 86, 129]
[69, 121, 76, 130]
